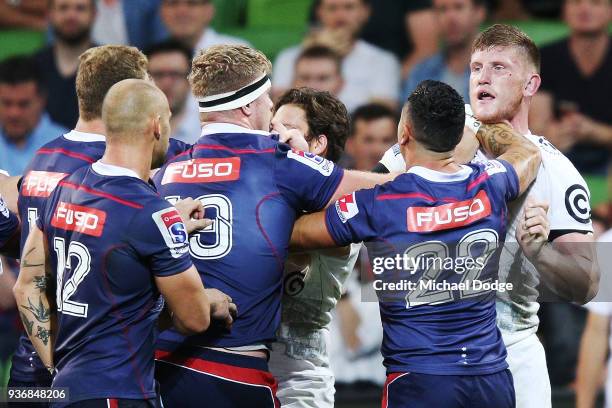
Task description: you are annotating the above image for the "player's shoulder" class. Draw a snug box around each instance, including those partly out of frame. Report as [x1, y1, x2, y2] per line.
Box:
[528, 133, 586, 181]
[276, 145, 336, 177]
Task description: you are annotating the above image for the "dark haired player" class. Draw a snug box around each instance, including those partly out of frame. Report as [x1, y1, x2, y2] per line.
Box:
[290, 80, 543, 407]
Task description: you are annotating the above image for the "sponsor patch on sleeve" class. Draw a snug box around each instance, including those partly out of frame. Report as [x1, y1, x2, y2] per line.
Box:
[151, 207, 189, 258]
[484, 160, 507, 176]
[335, 193, 359, 224]
[287, 149, 334, 176]
[0, 196, 9, 218]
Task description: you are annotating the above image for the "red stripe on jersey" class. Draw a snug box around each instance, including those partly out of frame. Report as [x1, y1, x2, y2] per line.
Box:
[407, 190, 492, 233]
[161, 157, 241, 185]
[37, 148, 96, 163]
[193, 145, 276, 155]
[376, 192, 436, 202]
[382, 373, 409, 408]
[107, 398, 119, 408]
[51, 202, 107, 237]
[155, 350, 279, 393]
[467, 173, 489, 191]
[59, 181, 144, 209]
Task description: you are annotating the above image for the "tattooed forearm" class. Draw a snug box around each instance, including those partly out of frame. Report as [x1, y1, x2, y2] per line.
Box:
[476, 122, 541, 195]
[35, 326, 52, 346]
[19, 311, 34, 335]
[21, 246, 45, 268]
[21, 296, 50, 323]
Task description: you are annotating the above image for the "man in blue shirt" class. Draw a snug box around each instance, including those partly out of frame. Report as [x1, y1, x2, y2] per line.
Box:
[0, 56, 67, 176]
[401, 0, 486, 103]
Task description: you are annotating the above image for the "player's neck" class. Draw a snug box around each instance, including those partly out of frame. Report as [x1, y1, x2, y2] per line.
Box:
[405, 148, 461, 174]
[99, 144, 151, 181]
[508, 104, 531, 136]
[73, 117, 105, 137]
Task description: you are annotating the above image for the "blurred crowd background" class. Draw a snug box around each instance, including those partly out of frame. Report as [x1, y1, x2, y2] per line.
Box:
[0, 0, 610, 407]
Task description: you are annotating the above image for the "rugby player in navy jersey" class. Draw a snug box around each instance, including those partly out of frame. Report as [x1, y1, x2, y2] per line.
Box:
[7, 45, 196, 400]
[290, 80, 543, 407]
[14, 79, 235, 408]
[153, 45, 397, 408]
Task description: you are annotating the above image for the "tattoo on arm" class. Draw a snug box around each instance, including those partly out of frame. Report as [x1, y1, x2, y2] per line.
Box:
[33, 275, 48, 292]
[35, 326, 52, 346]
[21, 296, 50, 323]
[477, 123, 514, 156]
[21, 246, 45, 268]
[19, 312, 34, 335]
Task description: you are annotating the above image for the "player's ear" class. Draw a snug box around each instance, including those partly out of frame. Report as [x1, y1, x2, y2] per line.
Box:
[241, 103, 252, 117]
[524, 73, 541, 97]
[311, 135, 328, 157]
[153, 115, 161, 141]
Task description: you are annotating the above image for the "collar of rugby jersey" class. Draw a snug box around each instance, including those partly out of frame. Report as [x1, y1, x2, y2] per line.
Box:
[92, 161, 140, 179]
[200, 123, 271, 137]
[407, 165, 472, 182]
[63, 130, 106, 143]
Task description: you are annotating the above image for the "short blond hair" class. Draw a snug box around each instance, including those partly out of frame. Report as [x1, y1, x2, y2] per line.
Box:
[472, 24, 541, 73]
[189, 45, 272, 98]
[76, 45, 149, 121]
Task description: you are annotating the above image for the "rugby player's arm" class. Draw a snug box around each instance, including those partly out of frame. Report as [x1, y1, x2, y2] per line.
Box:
[155, 267, 211, 335]
[475, 122, 541, 195]
[529, 231, 598, 304]
[0, 175, 20, 214]
[326, 171, 397, 207]
[576, 310, 609, 408]
[291, 212, 337, 250]
[13, 226, 56, 372]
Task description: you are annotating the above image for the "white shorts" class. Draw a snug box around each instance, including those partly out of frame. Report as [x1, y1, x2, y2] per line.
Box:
[268, 342, 335, 408]
[506, 333, 552, 408]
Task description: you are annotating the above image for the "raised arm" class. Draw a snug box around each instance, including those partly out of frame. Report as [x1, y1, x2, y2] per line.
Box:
[475, 122, 541, 195]
[13, 226, 56, 373]
[327, 171, 396, 207]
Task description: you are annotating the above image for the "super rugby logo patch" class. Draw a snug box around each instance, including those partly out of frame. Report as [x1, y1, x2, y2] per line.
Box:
[335, 193, 359, 224]
[287, 149, 334, 176]
[152, 207, 189, 258]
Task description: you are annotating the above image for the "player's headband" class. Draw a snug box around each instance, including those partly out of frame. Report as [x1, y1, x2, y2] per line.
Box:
[197, 74, 271, 113]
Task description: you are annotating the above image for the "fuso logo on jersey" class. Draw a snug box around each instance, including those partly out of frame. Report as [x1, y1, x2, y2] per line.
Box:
[287, 149, 334, 176]
[335, 192, 359, 223]
[161, 158, 241, 185]
[407, 190, 492, 232]
[22, 171, 67, 197]
[152, 207, 189, 258]
[51, 202, 106, 237]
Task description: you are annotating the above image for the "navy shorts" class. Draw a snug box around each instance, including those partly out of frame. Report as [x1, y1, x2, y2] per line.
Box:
[155, 341, 279, 408]
[382, 369, 515, 408]
[63, 399, 156, 408]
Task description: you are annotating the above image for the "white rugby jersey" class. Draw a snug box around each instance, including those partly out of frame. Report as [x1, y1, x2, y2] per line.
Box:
[275, 244, 360, 363]
[475, 132, 593, 345]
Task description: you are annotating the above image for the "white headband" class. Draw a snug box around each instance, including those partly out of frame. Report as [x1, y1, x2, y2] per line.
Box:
[197, 75, 271, 113]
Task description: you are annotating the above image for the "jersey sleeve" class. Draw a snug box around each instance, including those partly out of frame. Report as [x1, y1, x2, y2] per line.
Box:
[536, 148, 593, 233]
[274, 144, 344, 212]
[483, 159, 520, 202]
[166, 138, 191, 161]
[128, 201, 193, 277]
[0, 195, 19, 249]
[324, 188, 378, 246]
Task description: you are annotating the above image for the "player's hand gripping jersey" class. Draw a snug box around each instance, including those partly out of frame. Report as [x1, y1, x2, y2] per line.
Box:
[325, 161, 519, 375]
[154, 124, 344, 348]
[37, 162, 193, 406]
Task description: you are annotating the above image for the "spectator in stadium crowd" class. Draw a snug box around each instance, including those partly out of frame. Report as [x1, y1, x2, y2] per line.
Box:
[274, 0, 401, 110]
[530, 0, 612, 174]
[35, 0, 96, 129]
[341, 103, 397, 171]
[91, 0, 167, 50]
[0, 0, 47, 31]
[146, 40, 201, 144]
[0, 56, 67, 176]
[358, 0, 439, 79]
[160, 0, 249, 53]
[401, 0, 487, 103]
[291, 46, 348, 109]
